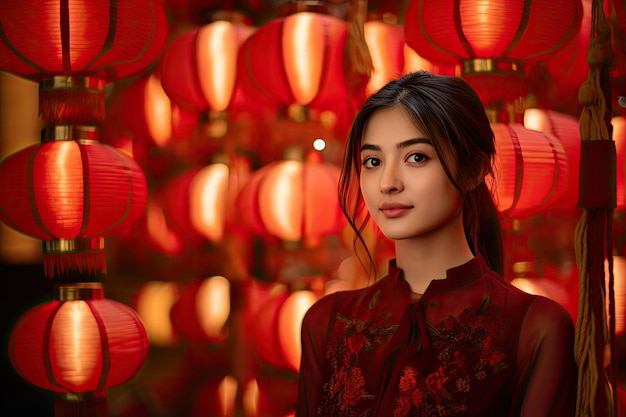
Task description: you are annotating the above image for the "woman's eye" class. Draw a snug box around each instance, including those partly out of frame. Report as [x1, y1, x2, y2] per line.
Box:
[362, 157, 381, 168]
[408, 152, 428, 164]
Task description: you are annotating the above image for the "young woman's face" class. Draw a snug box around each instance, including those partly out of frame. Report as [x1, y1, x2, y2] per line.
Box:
[359, 106, 464, 241]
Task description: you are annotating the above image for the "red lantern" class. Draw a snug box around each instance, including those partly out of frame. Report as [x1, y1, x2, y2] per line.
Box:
[535, 0, 609, 115]
[161, 155, 252, 244]
[488, 123, 569, 218]
[170, 276, 232, 344]
[236, 151, 345, 245]
[159, 20, 256, 113]
[249, 285, 319, 372]
[523, 109, 581, 210]
[404, 0, 583, 106]
[238, 12, 365, 113]
[8, 282, 149, 417]
[0, 0, 168, 123]
[102, 73, 200, 151]
[363, 20, 405, 96]
[364, 20, 457, 96]
[0, 128, 147, 277]
[133, 280, 181, 347]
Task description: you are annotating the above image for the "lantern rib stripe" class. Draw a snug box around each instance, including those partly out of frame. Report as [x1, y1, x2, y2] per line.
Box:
[314, 24, 332, 108]
[84, 0, 119, 74]
[506, 124, 524, 218]
[27, 146, 54, 239]
[60, 0, 71, 72]
[500, 0, 532, 58]
[97, 146, 135, 235]
[242, 39, 276, 103]
[78, 144, 91, 237]
[87, 301, 111, 391]
[529, 136, 563, 216]
[415, 0, 465, 62]
[42, 302, 71, 392]
[0, 20, 46, 73]
[190, 30, 209, 110]
[278, 19, 297, 104]
[523, 3, 583, 62]
[452, 0, 475, 58]
[7, 310, 35, 384]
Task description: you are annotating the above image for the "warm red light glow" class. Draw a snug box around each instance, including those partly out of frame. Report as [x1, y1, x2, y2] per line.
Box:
[9, 291, 149, 393]
[488, 123, 568, 217]
[283, 13, 325, 105]
[135, 280, 180, 346]
[144, 74, 173, 147]
[197, 22, 245, 111]
[278, 290, 318, 371]
[196, 276, 231, 339]
[523, 108, 581, 209]
[237, 156, 344, 243]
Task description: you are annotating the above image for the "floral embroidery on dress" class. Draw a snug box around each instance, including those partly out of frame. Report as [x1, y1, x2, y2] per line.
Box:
[393, 300, 510, 417]
[317, 290, 399, 417]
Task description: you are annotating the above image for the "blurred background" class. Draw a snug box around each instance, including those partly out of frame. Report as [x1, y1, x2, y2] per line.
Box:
[1, 0, 626, 416]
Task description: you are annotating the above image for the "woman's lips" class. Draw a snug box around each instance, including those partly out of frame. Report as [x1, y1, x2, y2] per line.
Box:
[380, 203, 412, 218]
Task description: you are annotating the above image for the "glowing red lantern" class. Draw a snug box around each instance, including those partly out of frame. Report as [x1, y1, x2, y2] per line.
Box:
[404, 0, 583, 106]
[133, 280, 181, 347]
[8, 282, 149, 416]
[170, 276, 232, 344]
[536, 0, 610, 115]
[238, 12, 366, 112]
[0, 0, 168, 123]
[488, 123, 568, 218]
[102, 73, 200, 151]
[363, 20, 457, 96]
[160, 155, 251, 244]
[194, 375, 239, 417]
[250, 286, 319, 372]
[159, 20, 256, 113]
[0, 130, 147, 277]
[523, 109, 581, 210]
[236, 152, 345, 245]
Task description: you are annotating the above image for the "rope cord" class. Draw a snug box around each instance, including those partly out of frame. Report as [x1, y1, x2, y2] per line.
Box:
[574, 1, 614, 416]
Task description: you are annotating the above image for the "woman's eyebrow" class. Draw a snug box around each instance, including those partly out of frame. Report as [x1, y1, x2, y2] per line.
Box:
[360, 137, 431, 153]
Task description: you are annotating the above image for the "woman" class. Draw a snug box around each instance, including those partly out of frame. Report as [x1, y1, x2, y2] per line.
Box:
[296, 71, 577, 417]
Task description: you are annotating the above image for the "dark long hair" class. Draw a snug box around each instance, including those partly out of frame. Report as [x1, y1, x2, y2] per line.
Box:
[339, 71, 504, 276]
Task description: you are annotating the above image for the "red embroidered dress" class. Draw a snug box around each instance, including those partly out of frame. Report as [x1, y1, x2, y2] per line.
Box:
[296, 256, 577, 417]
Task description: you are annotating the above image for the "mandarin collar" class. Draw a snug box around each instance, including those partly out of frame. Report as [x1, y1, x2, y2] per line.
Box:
[387, 255, 490, 294]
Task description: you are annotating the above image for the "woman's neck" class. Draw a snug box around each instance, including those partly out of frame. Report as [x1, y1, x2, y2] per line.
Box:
[393, 223, 474, 294]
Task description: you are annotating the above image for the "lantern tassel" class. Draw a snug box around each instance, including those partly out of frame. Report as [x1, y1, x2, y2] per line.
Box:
[54, 392, 108, 417]
[574, 1, 615, 416]
[44, 251, 107, 279]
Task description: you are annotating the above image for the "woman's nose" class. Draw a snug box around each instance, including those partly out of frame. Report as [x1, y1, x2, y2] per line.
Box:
[379, 166, 403, 194]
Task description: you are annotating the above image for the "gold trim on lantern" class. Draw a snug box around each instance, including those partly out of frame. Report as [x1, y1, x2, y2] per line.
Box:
[56, 390, 107, 402]
[56, 282, 105, 301]
[278, 0, 328, 16]
[40, 76, 106, 93]
[462, 59, 524, 76]
[42, 125, 99, 142]
[44, 237, 105, 254]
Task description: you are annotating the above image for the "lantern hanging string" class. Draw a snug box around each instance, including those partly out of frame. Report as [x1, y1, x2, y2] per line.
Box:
[574, 0, 615, 416]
